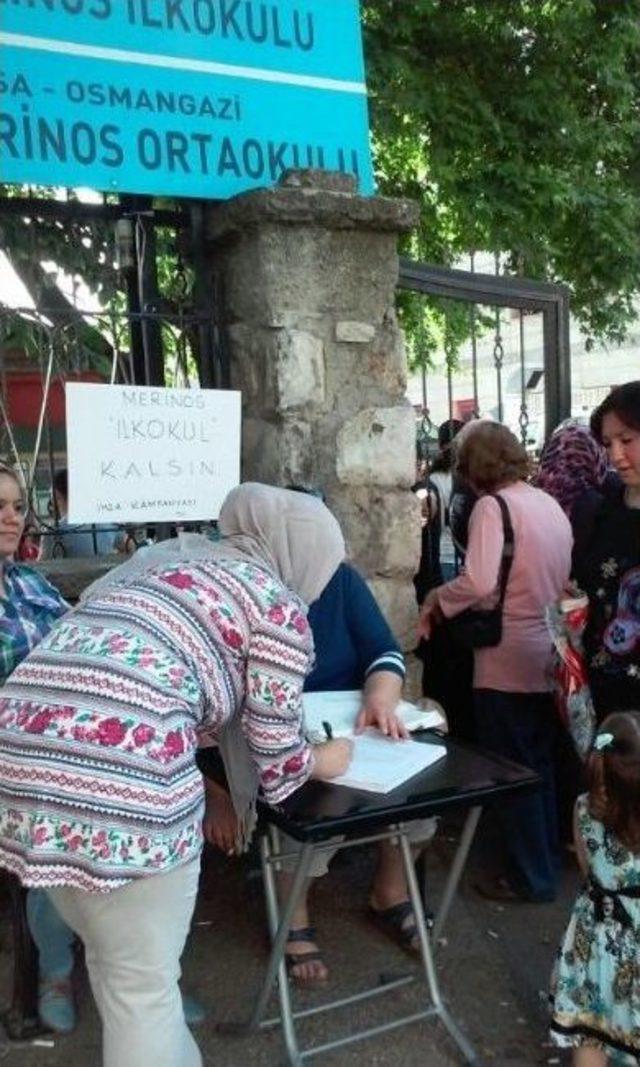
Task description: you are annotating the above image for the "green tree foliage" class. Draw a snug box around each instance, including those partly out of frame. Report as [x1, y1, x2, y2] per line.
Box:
[363, 0, 640, 361]
[0, 187, 117, 369]
[3, 3, 639, 376]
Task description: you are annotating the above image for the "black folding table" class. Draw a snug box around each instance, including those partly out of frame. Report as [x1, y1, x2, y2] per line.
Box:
[221, 732, 539, 1065]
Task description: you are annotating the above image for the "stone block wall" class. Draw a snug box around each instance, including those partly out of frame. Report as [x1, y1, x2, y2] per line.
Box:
[206, 171, 421, 654]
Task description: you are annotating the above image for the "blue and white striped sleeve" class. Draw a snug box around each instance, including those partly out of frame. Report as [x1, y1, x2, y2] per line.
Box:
[365, 650, 406, 681]
[342, 565, 406, 682]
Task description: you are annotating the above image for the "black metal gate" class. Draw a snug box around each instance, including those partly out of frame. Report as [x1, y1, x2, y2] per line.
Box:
[398, 255, 571, 451]
[0, 191, 228, 548]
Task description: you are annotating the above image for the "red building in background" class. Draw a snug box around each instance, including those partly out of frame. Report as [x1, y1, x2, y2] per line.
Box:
[1, 343, 105, 479]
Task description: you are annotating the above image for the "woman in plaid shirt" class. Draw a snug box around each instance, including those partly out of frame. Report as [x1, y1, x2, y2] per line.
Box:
[0, 463, 73, 1031]
[0, 474, 68, 679]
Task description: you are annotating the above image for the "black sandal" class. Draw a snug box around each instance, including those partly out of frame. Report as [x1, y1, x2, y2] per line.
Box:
[284, 926, 328, 986]
[368, 900, 430, 955]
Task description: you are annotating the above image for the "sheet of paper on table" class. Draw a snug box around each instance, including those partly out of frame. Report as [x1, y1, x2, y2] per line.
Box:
[323, 729, 446, 794]
[302, 690, 445, 743]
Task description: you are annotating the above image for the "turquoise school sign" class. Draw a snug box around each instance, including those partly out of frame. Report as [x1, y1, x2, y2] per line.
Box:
[0, 0, 374, 199]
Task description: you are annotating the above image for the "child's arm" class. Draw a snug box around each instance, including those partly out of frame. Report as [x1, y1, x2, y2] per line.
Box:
[573, 800, 589, 878]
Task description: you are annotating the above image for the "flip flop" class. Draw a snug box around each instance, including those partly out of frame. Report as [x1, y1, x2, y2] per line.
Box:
[284, 926, 328, 986]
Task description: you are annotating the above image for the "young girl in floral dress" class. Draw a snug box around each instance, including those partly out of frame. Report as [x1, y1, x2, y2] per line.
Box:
[550, 711, 640, 1064]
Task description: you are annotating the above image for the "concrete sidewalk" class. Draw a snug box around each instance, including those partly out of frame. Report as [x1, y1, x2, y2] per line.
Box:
[0, 820, 576, 1066]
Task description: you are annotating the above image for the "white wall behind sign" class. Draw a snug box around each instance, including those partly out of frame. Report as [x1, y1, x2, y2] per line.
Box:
[66, 383, 241, 525]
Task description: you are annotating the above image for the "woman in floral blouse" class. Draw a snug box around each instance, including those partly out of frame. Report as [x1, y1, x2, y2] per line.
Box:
[0, 483, 351, 1067]
[576, 383, 640, 721]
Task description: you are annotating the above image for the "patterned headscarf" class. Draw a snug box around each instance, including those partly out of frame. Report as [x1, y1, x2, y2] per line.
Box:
[535, 422, 608, 516]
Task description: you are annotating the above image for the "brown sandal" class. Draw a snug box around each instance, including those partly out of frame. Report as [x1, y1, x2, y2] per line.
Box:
[284, 926, 328, 986]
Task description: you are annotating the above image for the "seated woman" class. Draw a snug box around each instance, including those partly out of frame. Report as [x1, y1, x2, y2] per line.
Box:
[203, 558, 435, 985]
[0, 483, 351, 1067]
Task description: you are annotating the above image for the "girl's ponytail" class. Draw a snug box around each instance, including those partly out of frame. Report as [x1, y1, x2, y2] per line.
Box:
[586, 712, 640, 853]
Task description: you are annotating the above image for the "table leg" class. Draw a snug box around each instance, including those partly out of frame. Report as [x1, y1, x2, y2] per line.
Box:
[431, 805, 482, 945]
[250, 830, 314, 1065]
[398, 831, 478, 1064]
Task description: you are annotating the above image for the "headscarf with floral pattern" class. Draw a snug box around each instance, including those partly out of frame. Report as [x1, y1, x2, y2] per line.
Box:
[535, 422, 608, 517]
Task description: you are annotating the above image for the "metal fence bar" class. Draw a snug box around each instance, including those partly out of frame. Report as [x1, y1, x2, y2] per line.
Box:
[517, 310, 529, 446]
[399, 258, 571, 309]
[446, 362, 454, 424]
[469, 304, 479, 418]
[493, 306, 504, 423]
[542, 298, 571, 439]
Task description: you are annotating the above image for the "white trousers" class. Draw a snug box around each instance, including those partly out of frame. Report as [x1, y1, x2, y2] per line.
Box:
[47, 858, 202, 1067]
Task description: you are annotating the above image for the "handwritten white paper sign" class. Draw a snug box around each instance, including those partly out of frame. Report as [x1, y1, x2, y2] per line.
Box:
[66, 383, 241, 524]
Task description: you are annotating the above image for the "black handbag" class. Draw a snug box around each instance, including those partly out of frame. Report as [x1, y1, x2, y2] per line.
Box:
[445, 493, 514, 650]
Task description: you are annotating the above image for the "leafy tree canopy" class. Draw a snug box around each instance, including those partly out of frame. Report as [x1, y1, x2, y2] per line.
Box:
[363, 0, 640, 355]
[2, 2, 639, 374]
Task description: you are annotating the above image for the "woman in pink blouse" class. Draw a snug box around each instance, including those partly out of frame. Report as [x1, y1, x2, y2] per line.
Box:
[0, 484, 352, 1067]
[420, 423, 573, 902]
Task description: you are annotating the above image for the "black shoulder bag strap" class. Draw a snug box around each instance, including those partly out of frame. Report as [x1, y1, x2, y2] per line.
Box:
[492, 493, 515, 608]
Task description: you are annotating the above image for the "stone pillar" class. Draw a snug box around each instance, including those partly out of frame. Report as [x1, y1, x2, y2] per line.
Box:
[205, 171, 420, 652]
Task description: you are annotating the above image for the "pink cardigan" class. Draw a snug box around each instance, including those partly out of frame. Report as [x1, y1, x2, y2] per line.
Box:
[437, 481, 573, 693]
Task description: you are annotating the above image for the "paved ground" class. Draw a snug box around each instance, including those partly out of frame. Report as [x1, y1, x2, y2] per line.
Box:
[0, 814, 577, 1066]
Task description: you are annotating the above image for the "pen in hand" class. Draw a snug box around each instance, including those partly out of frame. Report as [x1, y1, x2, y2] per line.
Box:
[322, 720, 333, 741]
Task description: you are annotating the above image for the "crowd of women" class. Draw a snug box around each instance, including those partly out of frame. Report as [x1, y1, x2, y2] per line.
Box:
[416, 382, 640, 1066]
[0, 382, 639, 1065]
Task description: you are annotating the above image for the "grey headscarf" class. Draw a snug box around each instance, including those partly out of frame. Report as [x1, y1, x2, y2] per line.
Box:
[81, 483, 346, 850]
[218, 482, 344, 605]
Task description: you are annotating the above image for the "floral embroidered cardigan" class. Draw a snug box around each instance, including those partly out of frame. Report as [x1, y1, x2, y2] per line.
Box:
[0, 558, 314, 892]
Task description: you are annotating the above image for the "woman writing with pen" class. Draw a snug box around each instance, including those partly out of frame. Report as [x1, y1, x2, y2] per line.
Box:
[202, 552, 433, 986]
